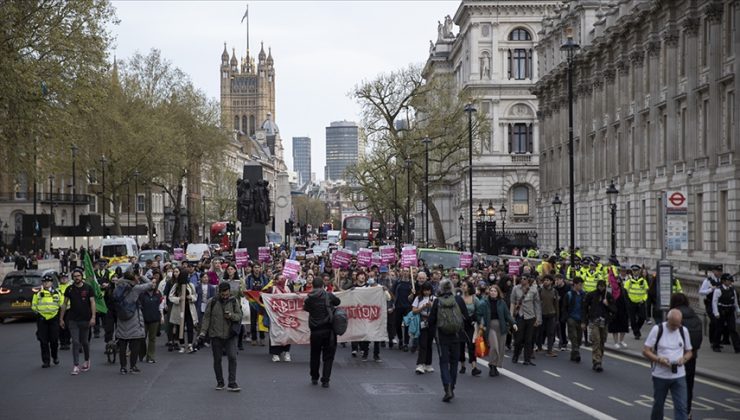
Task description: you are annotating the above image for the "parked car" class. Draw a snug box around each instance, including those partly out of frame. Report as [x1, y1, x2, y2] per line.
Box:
[0, 269, 60, 323]
[185, 243, 210, 263]
[138, 250, 170, 265]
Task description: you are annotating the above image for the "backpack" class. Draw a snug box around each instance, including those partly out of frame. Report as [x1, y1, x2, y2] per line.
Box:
[653, 322, 687, 355]
[437, 295, 463, 335]
[680, 307, 703, 351]
[324, 292, 347, 336]
[113, 284, 138, 321]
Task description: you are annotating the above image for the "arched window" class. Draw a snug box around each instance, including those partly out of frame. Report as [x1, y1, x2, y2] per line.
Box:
[242, 115, 248, 134]
[249, 115, 256, 136]
[509, 28, 532, 41]
[234, 115, 240, 132]
[512, 186, 529, 216]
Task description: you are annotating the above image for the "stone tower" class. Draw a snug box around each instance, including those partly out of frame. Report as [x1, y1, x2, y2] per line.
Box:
[220, 41, 276, 137]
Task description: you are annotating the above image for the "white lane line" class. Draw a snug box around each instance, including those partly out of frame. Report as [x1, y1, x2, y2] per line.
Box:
[476, 358, 616, 420]
[573, 382, 595, 391]
[543, 370, 561, 378]
[580, 346, 740, 395]
[608, 396, 633, 407]
[697, 396, 740, 411]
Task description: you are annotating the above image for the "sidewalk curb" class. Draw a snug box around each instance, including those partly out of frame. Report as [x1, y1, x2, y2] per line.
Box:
[606, 346, 740, 389]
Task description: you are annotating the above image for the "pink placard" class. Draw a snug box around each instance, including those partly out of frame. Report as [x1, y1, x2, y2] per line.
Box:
[331, 249, 352, 269]
[401, 246, 418, 268]
[234, 248, 249, 268]
[380, 246, 396, 265]
[460, 252, 472, 269]
[357, 248, 373, 267]
[371, 255, 382, 268]
[283, 259, 301, 281]
[173, 248, 184, 261]
[258, 247, 271, 263]
[508, 259, 521, 275]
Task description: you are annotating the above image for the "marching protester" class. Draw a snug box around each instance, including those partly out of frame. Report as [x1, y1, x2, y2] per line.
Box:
[477, 284, 516, 377]
[59, 268, 96, 375]
[199, 282, 243, 392]
[643, 309, 693, 420]
[169, 271, 198, 354]
[32, 274, 62, 368]
[139, 275, 163, 364]
[113, 271, 155, 374]
[537, 274, 559, 356]
[412, 282, 435, 374]
[267, 274, 292, 362]
[669, 293, 703, 419]
[510, 276, 541, 366]
[391, 268, 414, 352]
[246, 264, 268, 346]
[563, 277, 586, 363]
[583, 280, 614, 372]
[303, 276, 341, 388]
[458, 280, 480, 375]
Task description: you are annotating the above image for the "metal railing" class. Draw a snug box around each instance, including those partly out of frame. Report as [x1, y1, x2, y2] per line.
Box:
[0, 192, 92, 204]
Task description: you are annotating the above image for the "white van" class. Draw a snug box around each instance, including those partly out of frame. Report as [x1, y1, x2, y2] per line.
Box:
[101, 237, 139, 262]
[185, 243, 211, 262]
[326, 230, 341, 244]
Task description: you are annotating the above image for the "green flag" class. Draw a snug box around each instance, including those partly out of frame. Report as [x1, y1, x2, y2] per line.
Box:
[83, 251, 108, 314]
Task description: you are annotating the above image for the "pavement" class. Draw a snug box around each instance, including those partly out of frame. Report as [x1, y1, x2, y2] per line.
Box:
[1, 318, 739, 420]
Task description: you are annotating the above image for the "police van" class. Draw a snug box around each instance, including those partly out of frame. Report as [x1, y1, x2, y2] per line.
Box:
[101, 237, 139, 263]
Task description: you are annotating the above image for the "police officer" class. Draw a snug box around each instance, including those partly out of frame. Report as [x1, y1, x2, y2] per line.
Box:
[32, 275, 63, 367]
[711, 274, 740, 353]
[699, 265, 723, 348]
[624, 265, 648, 340]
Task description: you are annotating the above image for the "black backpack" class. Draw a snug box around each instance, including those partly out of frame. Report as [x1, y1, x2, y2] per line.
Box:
[679, 307, 703, 351]
[653, 322, 687, 356]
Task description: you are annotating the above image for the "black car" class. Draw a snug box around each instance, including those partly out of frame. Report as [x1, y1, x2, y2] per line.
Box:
[0, 269, 60, 323]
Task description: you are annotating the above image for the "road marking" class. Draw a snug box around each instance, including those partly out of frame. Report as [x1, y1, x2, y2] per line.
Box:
[544, 370, 561, 378]
[580, 346, 740, 395]
[476, 358, 617, 420]
[573, 382, 595, 391]
[697, 397, 740, 412]
[608, 396, 633, 407]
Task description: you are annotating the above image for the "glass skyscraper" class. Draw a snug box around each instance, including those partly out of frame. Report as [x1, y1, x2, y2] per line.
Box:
[325, 121, 359, 181]
[292, 137, 311, 185]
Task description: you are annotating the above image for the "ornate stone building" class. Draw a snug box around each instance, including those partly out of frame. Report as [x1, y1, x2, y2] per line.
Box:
[533, 0, 739, 274]
[423, 0, 558, 250]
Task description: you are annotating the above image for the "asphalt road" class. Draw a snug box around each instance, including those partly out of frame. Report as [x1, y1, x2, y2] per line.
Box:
[1, 319, 738, 420]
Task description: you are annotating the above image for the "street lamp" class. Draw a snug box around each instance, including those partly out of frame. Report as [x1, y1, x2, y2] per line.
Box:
[421, 136, 432, 246]
[458, 214, 464, 251]
[476, 203, 484, 252]
[464, 103, 477, 254]
[133, 169, 140, 242]
[202, 194, 207, 242]
[486, 200, 496, 221]
[499, 203, 507, 237]
[100, 155, 107, 237]
[85, 222, 91, 250]
[70, 144, 78, 249]
[405, 157, 412, 245]
[48, 175, 54, 245]
[606, 181, 619, 259]
[391, 157, 399, 253]
[561, 27, 580, 273]
[552, 194, 562, 252]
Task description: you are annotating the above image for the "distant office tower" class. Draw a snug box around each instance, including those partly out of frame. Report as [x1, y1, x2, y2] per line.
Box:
[292, 137, 311, 185]
[325, 121, 359, 181]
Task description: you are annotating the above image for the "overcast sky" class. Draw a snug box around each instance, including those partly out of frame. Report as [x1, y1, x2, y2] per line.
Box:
[110, 1, 459, 180]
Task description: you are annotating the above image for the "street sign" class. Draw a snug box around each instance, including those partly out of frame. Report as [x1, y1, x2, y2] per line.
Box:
[657, 260, 673, 311]
[666, 190, 688, 215]
[665, 190, 688, 251]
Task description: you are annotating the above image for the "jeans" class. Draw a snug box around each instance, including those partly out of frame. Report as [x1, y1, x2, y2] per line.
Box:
[416, 328, 434, 366]
[211, 336, 238, 385]
[567, 318, 582, 359]
[176, 309, 195, 345]
[68, 320, 90, 366]
[438, 341, 461, 386]
[36, 316, 59, 364]
[310, 328, 337, 384]
[651, 376, 688, 420]
[394, 308, 410, 347]
[119, 338, 140, 369]
[144, 322, 159, 360]
[249, 304, 265, 342]
[513, 317, 536, 362]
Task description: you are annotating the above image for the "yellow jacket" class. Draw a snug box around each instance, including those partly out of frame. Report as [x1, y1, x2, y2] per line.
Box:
[624, 277, 648, 303]
[32, 288, 63, 320]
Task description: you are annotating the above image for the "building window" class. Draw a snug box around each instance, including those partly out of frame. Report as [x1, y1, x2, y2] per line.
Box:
[509, 49, 531, 80]
[728, 3, 736, 57]
[242, 115, 248, 134]
[249, 115, 256, 136]
[512, 185, 529, 216]
[660, 113, 667, 164]
[15, 174, 28, 199]
[726, 91, 734, 150]
[640, 199, 646, 244]
[508, 123, 533, 153]
[509, 28, 532, 41]
[701, 98, 709, 156]
[680, 32, 686, 77]
[233, 115, 239, 131]
[136, 194, 145, 213]
[89, 196, 97, 213]
[718, 190, 728, 252]
[624, 203, 631, 247]
[679, 106, 687, 161]
[702, 19, 710, 67]
[695, 193, 704, 250]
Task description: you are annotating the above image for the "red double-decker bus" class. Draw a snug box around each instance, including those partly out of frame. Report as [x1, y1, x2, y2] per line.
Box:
[210, 222, 233, 253]
[341, 215, 373, 252]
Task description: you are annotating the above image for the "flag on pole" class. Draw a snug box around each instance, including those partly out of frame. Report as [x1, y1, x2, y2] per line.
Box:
[241, 4, 248, 23]
[83, 251, 108, 314]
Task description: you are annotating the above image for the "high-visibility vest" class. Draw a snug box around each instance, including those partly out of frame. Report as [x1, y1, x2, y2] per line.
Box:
[624, 277, 648, 303]
[31, 288, 63, 320]
[583, 272, 598, 293]
[673, 278, 683, 294]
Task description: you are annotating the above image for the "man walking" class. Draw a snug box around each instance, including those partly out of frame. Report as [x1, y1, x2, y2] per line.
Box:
[583, 280, 614, 372]
[711, 274, 740, 353]
[563, 278, 586, 362]
[643, 309, 693, 420]
[199, 282, 242, 391]
[303, 276, 341, 388]
[428, 279, 470, 402]
[59, 269, 95, 375]
[624, 266, 649, 340]
[510, 276, 541, 366]
[32, 274, 62, 368]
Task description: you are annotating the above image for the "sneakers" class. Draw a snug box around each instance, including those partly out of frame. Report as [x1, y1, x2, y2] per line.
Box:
[178, 347, 186, 354]
[361, 353, 368, 362]
[321, 382, 330, 388]
[471, 367, 482, 376]
[130, 366, 141, 374]
[146, 358, 156, 364]
[227, 383, 241, 392]
[459, 365, 466, 374]
[374, 356, 383, 363]
[187, 345, 197, 354]
[71, 366, 81, 375]
[272, 355, 281, 362]
[612, 342, 621, 349]
[282, 352, 291, 362]
[415, 364, 425, 374]
[53, 358, 60, 365]
[215, 383, 225, 390]
[546, 351, 558, 357]
[620, 341, 628, 348]
[120, 367, 127, 375]
[80, 361, 90, 372]
[593, 363, 603, 372]
[424, 365, 435, 373]
[42, 363, 50, 368]
[311, 379, 319, 385]
[351, 350, 357, 357]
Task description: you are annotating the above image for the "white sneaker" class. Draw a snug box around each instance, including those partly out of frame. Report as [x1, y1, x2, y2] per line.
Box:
[424, 364, 435, 373]
[613, 342, 621, 349]
[272, 355, 280, 363]
[283, 352, 291, 362]
[415, 364, 425, 374]
[620, 341, 628, 348]
[178, 347, 186, 354]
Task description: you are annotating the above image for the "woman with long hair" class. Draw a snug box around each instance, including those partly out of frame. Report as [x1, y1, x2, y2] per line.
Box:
[169, 271, 198, 353]
[458, 280, 481, 375]
[412, 282, 435, 374]
[476, 284, 517, 377]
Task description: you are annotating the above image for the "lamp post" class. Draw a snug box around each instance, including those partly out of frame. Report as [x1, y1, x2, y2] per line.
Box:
[486, 200, 496, 255]
[476, 203, 484, 252]
[85, 222, 91, 251]
[48, 175, 54, 242]
[100, 156, 107, 237]
[561, 27, 580, 273]
[133, 170, 140, 243]
[464, 104, 476, 253]
[606, 181, 619, 259]
[202, 194, 207, 242]
[405, 157, 412, 245]
[458, 214, 464, 251]
[421, 136, 432, 246]
[70, 144, 78, 249]
[392, 157, 399, 253]
[499, 203, 507, 237]
[552, 194, 562, 252]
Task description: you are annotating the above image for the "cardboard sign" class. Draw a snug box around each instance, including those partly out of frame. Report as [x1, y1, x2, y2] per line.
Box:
[258, 247, 272, 263]
[282, 259, 301, 281]
[380, 245, 396, 265]
[173, 248, 184, 261]
[332, 249, 352, 269]
[460, 252, 473, 269]
[357, 248, 373, 267]
[234, 248, 249, 268]
[371, 254, 382, 268]
[401, 246, 418, 268]
[508, 259, 521, 275]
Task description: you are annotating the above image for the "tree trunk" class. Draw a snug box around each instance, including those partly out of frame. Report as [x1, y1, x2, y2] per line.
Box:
[146, 185, 153, 247]
[171, 183, 183, 246]
[111, 190, 122, 235]
[428, 199, 446, 248]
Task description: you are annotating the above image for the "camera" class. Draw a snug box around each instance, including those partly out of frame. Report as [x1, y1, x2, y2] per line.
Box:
[670, 363, 678, 374]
